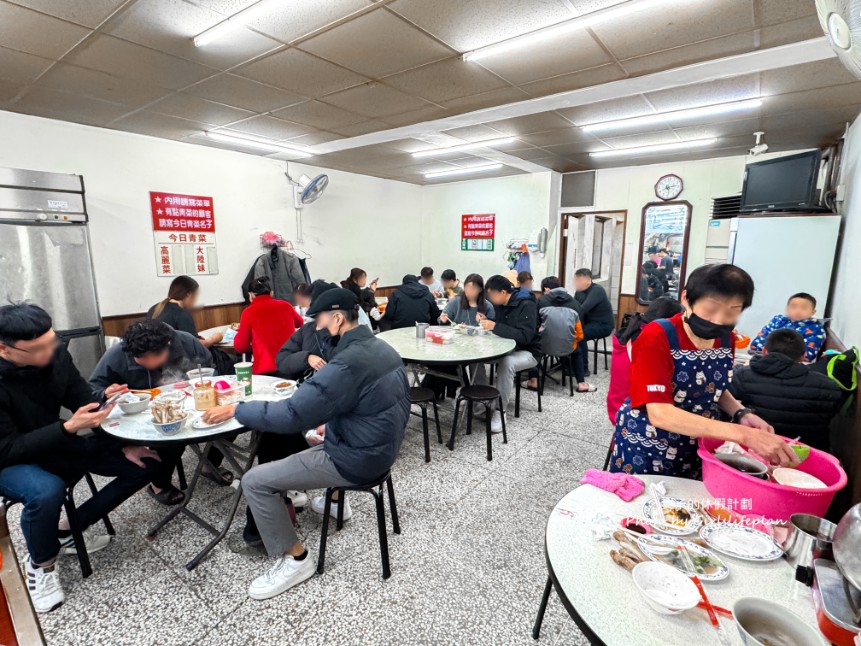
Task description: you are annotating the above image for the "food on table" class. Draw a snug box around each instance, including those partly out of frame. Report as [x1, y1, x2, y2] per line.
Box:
[151, 401, 185, 424]
[193, 383, 217, 411]
[274, 381, 291, 389]
[705, 504, 742, 524]
[634, 535, 729, 581]
[213, 380, 233, 391]
[173, 381, 189, 390]
[132, 388, 161, 397]
[662, 506, 693, 527]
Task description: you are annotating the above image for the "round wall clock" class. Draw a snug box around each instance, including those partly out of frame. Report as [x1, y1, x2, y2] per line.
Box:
[655, 174, 684, 201]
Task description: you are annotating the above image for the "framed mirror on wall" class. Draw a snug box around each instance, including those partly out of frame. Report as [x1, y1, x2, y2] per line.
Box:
[636, 201, 692, 305]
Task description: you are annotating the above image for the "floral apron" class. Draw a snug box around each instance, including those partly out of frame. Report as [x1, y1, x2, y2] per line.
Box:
[609, 319, 733, 479]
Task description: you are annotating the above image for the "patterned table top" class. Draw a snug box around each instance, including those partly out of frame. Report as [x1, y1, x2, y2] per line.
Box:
[101, 375, 289, 444]
[546, 475, 816, 646]
[376, 326, 515, 364]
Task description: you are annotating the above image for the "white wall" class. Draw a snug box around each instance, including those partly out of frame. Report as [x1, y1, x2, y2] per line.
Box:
[832, 115, 861, 345]
[0, 110, 422, 316]
[420, 172, 556, 283]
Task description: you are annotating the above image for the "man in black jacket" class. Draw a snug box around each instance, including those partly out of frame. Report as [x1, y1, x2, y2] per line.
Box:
[380, 274, 441, 330]
[201, 289, 409, 601]
[482, 275, 540, 432]
[573, 268, 615, 376]
[0, 304, 166, 613]
[729, 329, 843, 451]
[276, 280, 335, 381]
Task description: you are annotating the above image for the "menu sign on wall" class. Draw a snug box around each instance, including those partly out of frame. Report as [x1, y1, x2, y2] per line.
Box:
[461, 213, 495, 251]
[150, 191, 218, 276]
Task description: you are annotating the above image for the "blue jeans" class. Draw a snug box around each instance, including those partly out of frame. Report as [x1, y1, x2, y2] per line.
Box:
[0, 437, 166, 563]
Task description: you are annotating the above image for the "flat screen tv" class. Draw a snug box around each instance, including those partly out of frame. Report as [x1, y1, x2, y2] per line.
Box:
[740, 150, 824, 213]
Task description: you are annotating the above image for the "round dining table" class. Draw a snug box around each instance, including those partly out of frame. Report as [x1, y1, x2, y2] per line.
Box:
[533, 474, 818, 645]
[102, 375, 291, 570]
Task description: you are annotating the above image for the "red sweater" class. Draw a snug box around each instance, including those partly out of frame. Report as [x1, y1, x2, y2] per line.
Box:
[233, 295, 305, 375]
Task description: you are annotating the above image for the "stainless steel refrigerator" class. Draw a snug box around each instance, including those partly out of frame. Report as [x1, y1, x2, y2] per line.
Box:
[0, 167, 104, 378]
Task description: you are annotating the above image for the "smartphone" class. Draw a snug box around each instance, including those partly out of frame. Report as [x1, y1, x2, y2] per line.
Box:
[372, 277, 379, 285]
[97, 392, 124, 411]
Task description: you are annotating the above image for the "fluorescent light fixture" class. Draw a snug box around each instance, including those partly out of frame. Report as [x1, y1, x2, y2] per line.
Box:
[412, 137, 518, 158]
[464, 0, 674, 62]
[424, 164, 504, 179]
[194, 0, 280, 47]
[590, 138, 717, 159]
[582, 98, 763, 133]
[203, 131, 311, 157]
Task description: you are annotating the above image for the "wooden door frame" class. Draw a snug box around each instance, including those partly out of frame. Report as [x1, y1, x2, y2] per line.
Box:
[558, 209, 627, 305]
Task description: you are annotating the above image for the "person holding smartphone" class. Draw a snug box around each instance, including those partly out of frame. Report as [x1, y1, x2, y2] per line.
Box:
[0, 303, 174, 614]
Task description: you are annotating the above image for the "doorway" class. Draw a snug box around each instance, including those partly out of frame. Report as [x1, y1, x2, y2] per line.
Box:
[559, 210, 627, 315]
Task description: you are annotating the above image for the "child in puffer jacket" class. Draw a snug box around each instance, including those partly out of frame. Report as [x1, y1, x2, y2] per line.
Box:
[749, 292, 826, 362]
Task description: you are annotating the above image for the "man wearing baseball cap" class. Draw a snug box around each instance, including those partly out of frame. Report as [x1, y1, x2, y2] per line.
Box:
[202, 288, 410, 601]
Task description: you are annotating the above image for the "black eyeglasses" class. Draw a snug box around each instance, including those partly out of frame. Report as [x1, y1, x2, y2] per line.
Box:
[10, 337, 63, 355]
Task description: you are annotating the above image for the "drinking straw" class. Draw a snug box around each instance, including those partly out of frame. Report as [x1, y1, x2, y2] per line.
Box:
[197, 363, 203, 386]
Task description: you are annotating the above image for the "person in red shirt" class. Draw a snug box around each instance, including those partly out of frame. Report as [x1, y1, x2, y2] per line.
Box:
[609, 264, 798, 478]
[234, 277, 305, 375]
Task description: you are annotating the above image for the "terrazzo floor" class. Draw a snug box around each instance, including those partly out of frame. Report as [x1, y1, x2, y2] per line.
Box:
[16, 365, 615, 645]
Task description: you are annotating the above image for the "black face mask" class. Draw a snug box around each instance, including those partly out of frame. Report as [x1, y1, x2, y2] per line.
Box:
[684, 313, 734, 340]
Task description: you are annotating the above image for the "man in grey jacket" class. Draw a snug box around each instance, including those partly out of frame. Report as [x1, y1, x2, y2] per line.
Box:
[202, 288, 410, 601]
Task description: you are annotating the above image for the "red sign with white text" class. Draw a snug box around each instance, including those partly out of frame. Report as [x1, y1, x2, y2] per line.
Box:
[150, 191, 215, 233]
[461, 213, 495, 239]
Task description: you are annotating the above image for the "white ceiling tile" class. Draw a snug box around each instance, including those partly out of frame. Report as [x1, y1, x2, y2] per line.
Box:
[36, 62, 172, 109]
[0, 47, 54, 84]
[148, 92, 256, 126]
[382, 57, 510, 104]
[110, 111, 214, 139]
[219, 114, 315, 140]
[299, 8, 453, 78]
[618, 33, 755, 77]
[0, 2, 90, 58]
[517, 63, 627, 99]
[319, 82, 431, 118]
[185, 73, 306, 112]
[236, 48, 369, 98]
[6, 0, 126, 27]
[271, 100, 365, 129]
[644, 75, 761, 112]
[9, 86, 131, 126]
[245, 0, 371, 44]
[0, 79, 24, 105]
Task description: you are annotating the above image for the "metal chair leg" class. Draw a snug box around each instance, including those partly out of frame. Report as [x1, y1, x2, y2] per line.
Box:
[317, 489, 333, 574]
[602, 436, 616, 471]
[447, 397, 463, 450]
[603, 336, 609, 370]
[532, 576, 554, 639]
[335, 487, 346, 531]
[420, 405, 430, 463]
[372, 489, 391, 579]
[465, 400, 473, 435]
[63, 488, 92, 579]
[431, 400, 442, 444]
[515, 375, 521, 418]
[386, 476, 400, 535]
[84, 473, 115, 536]
[499, 397, 508, 444]
[175, 458, 187, 491]
[567, 355, 574, 396]
[484, 403, 493, 461]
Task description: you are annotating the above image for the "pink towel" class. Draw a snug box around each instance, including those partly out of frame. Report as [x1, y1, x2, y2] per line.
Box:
[580, 469, 645, 502]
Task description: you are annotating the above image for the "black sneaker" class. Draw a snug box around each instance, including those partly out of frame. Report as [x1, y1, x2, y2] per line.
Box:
[242, 524, 264, 548]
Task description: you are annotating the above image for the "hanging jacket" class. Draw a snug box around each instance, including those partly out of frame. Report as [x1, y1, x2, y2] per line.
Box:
[89, 328, 212, 398]
[491, 290, 540, 355]
[275, 322, 331, 381]
[380, 275, 441, 330]
[253, 248, 306, 303]
[235, 325, 410, 483]
[728, 352, 843, 451]
[749, 315, 826, 362]
[0, 346, 100, 469]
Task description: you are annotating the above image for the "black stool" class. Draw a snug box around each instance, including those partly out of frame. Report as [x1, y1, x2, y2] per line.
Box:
[3, 473, 116, 579]
[514, 365, 543, 418]
[317, 471, 400, 579]
[447, 385, 507, 461]
[540, 354, 575, 397]
[591, 336, 611, 374]
[409, 387, 442, 463]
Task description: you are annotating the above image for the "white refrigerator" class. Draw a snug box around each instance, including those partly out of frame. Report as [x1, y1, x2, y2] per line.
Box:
[730, 215, 841, 340]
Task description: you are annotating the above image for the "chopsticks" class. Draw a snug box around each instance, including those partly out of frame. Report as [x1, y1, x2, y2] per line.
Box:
[698, 602, 732, 617]
[678, 545, 731, 645]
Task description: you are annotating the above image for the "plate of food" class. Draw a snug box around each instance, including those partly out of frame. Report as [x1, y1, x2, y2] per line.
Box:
[641, 497, 702, 536]
[635, 535, 729, 581]
[191, 415, 233, 430]
[699, 523, 784, 561]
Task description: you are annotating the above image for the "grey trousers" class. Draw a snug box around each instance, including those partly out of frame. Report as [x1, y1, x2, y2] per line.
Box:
[242, 444, 355, 557]
[496, 350, 538, 409]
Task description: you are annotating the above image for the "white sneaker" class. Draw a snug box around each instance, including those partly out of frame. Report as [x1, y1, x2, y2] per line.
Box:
[285, 490, 309, 508]
[310, 495, 352, 521]
[26, 557, 65, 613]
[59, 531, 112, 556]
[248, 553, 315, 600]
[490, 411, 504, 434]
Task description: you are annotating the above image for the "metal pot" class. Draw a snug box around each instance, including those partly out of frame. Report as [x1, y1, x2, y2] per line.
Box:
[833, 503, 861, 593]
[781, 513, 836, 586]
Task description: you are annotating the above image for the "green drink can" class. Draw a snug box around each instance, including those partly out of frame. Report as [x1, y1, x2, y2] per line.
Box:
[234, 362, 253, 397]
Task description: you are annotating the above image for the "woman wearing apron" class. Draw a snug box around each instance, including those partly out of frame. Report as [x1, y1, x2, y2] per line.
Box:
[610, 264, 798, 478]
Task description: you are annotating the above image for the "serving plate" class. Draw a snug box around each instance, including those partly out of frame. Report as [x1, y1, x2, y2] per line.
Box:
[641, 496, 702, 536]
[635, 535, 729, 581]
[699, 523, 784, 561]
[191, 416, 233, 430]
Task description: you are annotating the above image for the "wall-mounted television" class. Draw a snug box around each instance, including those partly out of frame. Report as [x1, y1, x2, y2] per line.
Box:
[740, 150, 829, 213]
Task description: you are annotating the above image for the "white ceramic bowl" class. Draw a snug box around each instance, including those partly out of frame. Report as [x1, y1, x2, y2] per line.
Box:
[151, 413, 188, 436]
[631, 562, 700, 615]
[734, 597, 827, 645]
[274, 380, 297, 397]
[154, 391, 186, 405]
[118, 393, 151, 415]
[772, 467, 827, 490]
